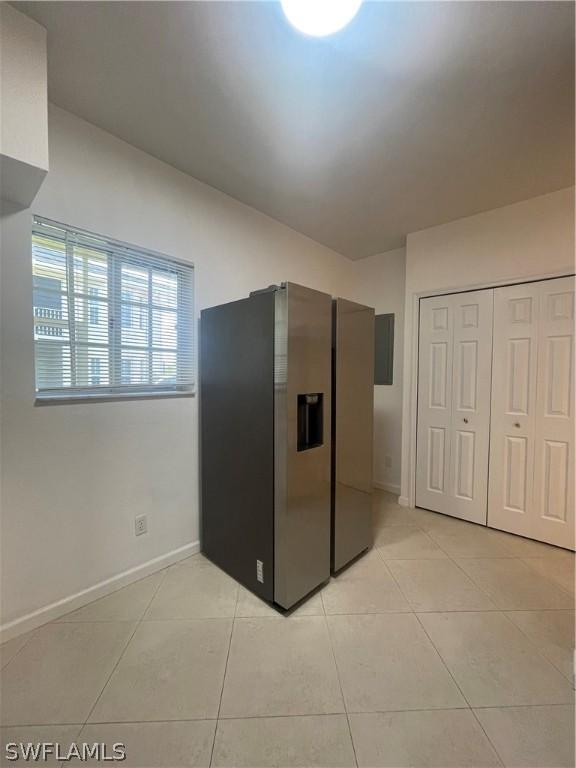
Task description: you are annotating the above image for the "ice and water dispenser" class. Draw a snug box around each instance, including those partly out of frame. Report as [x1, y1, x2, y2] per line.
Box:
[297, 393, 324, 451]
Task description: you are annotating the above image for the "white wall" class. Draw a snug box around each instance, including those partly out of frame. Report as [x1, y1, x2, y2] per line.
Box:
[406, 187, 575, 294]
[400, 187, 575, 505]
[353, 248, 405, 493]
[0, 106, 366, 636]
[0, 5, 48, 207]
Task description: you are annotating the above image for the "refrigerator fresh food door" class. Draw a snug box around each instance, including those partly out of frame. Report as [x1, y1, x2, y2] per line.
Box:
[274, 283, 332, 609]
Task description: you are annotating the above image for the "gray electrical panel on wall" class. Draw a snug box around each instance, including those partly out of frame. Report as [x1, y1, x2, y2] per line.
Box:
[374, 313, 394, 385]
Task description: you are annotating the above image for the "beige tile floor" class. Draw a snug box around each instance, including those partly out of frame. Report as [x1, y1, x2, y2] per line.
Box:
[1, 491, 574, 767]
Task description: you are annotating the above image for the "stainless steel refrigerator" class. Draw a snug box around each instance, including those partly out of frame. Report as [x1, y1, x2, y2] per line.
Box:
[331, 298, 375, 571]
[200, 282, 332, 610]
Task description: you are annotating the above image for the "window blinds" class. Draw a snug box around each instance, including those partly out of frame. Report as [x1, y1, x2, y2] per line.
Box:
[32, 216, 195, 399]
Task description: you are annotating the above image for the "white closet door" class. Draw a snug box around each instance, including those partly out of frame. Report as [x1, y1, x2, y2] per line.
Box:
[533, 277, 574, 548]
[488, 283, 539, 538]
[449, 291, 494, 521]
[416, 295, 453, 514]
[416, 290, 493, 524]
[488, 276, 575, 549]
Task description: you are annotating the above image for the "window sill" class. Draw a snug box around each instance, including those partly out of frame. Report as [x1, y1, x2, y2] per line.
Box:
[35, 390, 195, 406]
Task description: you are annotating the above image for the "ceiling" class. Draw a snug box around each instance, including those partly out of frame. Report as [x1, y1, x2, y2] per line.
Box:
[17, 1, 575, 259]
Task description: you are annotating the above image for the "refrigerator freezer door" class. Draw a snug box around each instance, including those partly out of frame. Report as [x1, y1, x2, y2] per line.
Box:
[274, 283, 333, 609]
[200, 292, 275, 602]
[332, 298, 375, 571]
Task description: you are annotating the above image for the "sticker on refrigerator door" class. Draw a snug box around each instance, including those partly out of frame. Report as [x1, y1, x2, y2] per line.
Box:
[256, 560, 264, 583]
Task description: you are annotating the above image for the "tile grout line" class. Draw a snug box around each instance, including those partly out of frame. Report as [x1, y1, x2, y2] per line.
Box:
[373, 509, 457, 562]
[410, 607, 507, 768]
[79, 564, 170, 732]
[208, 582, 239, 768]
[520, 558, 576, 600]
[354, 497, 570, 767]
[55, 565, 168, 766]
[447, 555, 504, 606]
[453, 552, 575, 595]
[49, 568, 171, 768]
[382, 497, 572, 562]
[382, 552, 477, 711]
[390, 513, 574, 704]
[0, 627, 39, 672]
[214, 700, 576, 717]
[363, 513, 508, 766]
[466, 690, 508, 764]
[387, 504, 572, 588]
[47, 605, 576, 620]
[449, 553, 575, 622]
[321, 594, 359, 768]
[498, 609, 576, 689]
[6, 701, 574, 731]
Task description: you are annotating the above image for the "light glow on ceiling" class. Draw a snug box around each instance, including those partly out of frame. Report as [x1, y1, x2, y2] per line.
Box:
[280, 0, 363, 37]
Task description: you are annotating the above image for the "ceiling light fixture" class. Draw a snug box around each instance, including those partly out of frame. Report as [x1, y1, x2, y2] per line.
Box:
[281, 0, 363, 37]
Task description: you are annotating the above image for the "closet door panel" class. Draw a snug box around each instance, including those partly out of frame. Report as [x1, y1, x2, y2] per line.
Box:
[448, 290, 493, 523]
[416, 290, 492, 523]
[416, 296, 453, 513]
[488, 283, 539, 538]
[533, 277, 575, 548]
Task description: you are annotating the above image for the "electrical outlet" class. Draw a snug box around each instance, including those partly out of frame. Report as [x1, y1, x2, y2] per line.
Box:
[385, 455, 393, 468]
[135, 514, 148, 536]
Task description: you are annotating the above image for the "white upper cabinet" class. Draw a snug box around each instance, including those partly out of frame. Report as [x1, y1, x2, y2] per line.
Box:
[0, 5, 48, 208]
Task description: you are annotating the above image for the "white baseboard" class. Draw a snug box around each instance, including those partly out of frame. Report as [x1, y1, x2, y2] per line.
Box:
[373, 480, 401, 496]
[398, 496, 411, 508]
[0, 540, 200, 643]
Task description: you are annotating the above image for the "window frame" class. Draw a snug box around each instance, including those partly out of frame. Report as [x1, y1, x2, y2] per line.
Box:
[32, 216, 195, 404]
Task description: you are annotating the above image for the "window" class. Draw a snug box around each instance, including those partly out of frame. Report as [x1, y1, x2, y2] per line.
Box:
[88, 287, 100, 325]
[89, 358, 101, 386]
[32, 216, 195, 400]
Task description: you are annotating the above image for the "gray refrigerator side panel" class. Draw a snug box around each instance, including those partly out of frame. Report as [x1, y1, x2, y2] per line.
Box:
[332, 298, 375, 572]
[274, 283, 332, 609]
[200, 293, 275, 602]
